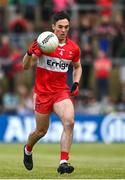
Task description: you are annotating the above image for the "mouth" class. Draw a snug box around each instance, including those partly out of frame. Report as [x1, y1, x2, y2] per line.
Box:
[60, 34, 66, 37]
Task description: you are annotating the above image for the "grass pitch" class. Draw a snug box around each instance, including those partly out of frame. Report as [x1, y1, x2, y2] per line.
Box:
[0, 143, 125, 179]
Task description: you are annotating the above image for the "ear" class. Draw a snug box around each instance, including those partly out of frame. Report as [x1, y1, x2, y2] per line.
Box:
[52, 24, 55, 31]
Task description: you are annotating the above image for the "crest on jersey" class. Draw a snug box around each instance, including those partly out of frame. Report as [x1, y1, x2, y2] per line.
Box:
[58, 48, 65, 56]
[69, 51, 73, 58]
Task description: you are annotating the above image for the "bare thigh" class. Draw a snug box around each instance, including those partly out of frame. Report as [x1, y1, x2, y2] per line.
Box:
[53, 99, 74, 124]
[35, 111, 50, 132]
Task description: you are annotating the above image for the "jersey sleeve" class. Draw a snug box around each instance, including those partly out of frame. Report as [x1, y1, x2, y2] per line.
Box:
[72, 46, 81, 63]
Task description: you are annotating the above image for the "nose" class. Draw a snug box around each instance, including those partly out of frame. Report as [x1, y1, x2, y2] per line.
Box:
[62, 27, 66, 32]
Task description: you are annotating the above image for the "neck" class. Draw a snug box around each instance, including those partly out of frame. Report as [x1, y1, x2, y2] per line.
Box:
[59, 38, 67, 44]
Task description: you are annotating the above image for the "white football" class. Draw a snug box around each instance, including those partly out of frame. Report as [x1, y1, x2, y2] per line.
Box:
[37, 31, 59, 53]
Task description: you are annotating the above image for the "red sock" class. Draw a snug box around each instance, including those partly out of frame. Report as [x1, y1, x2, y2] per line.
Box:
[61, 151, 69, 160]
[26, 144, 32, 152]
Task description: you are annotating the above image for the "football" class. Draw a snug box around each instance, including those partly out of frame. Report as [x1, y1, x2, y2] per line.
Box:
[37, 31, 59, 53]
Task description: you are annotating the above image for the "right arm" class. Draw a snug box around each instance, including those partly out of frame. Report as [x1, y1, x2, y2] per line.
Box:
[22, 39, 42, 70]
[23, 53, 37, 70]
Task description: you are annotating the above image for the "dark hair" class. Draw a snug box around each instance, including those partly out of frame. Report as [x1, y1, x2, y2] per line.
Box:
[52, 11, 70, 24]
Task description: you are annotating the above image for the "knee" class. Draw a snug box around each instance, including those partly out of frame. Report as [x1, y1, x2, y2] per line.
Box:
[62, 116, 74, 129]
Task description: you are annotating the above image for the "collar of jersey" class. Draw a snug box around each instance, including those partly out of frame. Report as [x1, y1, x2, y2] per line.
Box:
[59, 43, 66, 47]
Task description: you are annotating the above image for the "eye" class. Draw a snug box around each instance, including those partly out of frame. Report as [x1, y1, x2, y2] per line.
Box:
[58, 25, 63, 28]
[65, 26, 69, 29]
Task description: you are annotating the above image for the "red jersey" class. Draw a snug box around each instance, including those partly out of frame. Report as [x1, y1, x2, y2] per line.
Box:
[33, 38, 80, 94]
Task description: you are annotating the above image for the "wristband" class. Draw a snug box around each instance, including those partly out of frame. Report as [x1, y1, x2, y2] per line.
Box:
[74, 82, 79, 86]
[27, 51, 32, 56]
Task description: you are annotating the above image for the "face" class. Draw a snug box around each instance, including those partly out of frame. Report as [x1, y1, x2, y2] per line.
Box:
[52, 19, 70, 42]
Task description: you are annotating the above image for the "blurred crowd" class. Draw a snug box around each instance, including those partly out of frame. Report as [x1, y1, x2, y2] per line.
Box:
[0, 0, 125, 115]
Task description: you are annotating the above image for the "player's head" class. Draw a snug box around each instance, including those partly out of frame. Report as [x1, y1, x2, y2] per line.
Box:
[52, 11, 70, 42]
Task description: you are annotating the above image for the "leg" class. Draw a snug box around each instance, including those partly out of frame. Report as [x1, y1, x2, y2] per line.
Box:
[27, 112, 50, 148]
[53, 99, 75, 174]
[23, 112, 50, 170]
[53, 99, 74, 154]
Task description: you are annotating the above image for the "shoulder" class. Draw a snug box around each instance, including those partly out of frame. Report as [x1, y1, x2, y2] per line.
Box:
[66, 38, 80, 62]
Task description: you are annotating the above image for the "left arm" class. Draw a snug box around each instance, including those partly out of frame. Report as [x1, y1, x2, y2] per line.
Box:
[70, 60, 82, 96]
[72, 60, 82, 83]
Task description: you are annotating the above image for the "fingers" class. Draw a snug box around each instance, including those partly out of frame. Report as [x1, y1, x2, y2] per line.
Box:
[70, 82, 79, 97]
[32, 40, 38, 49]
[70, 88, 79, 96]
